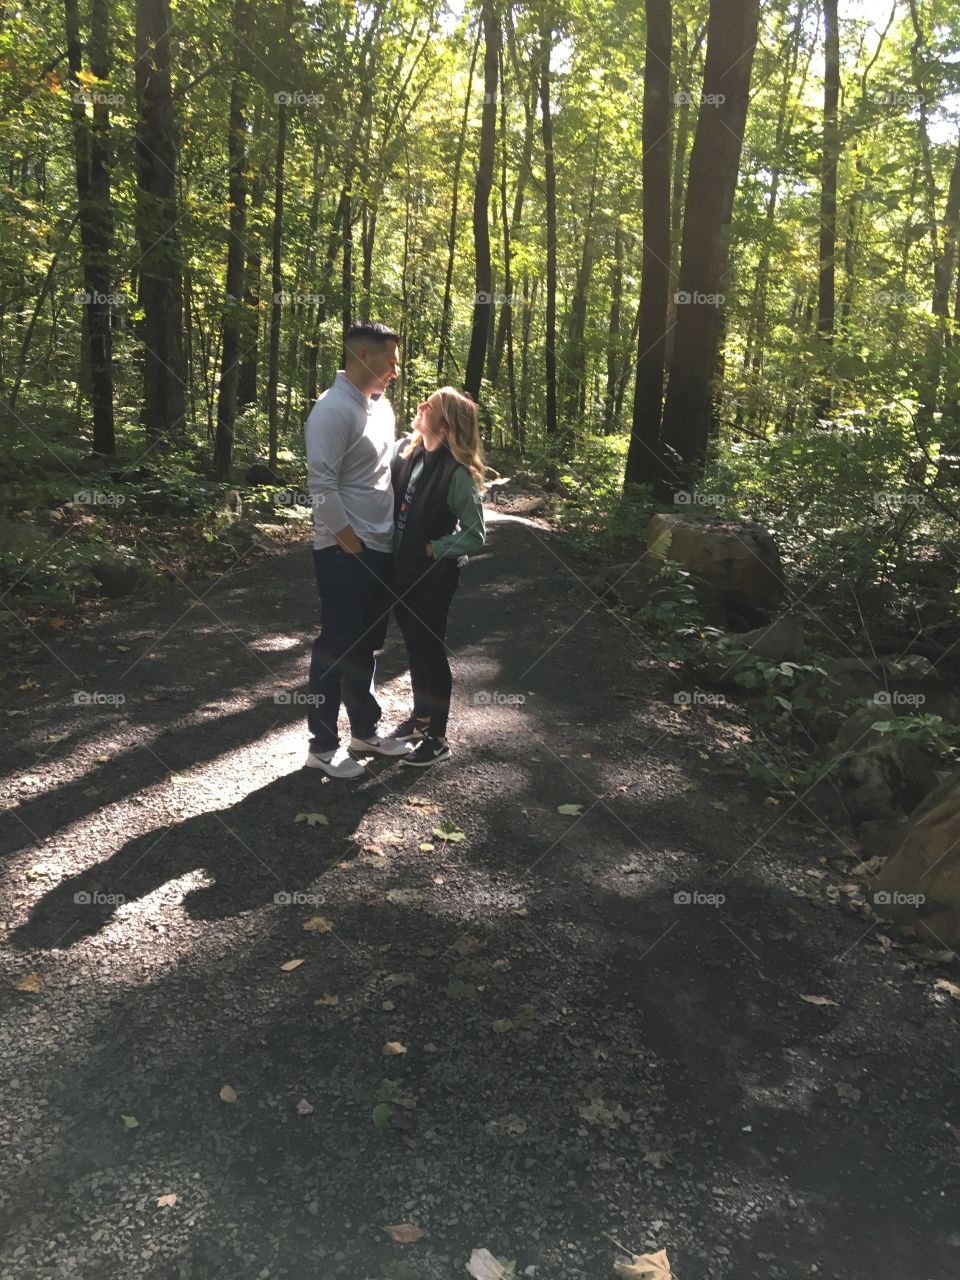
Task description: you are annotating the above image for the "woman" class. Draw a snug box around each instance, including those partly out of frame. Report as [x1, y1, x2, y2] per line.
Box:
[387, 386, 486, 767]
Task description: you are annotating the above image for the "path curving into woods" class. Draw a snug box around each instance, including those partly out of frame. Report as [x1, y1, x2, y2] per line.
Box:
[1, 510, 958, 1279]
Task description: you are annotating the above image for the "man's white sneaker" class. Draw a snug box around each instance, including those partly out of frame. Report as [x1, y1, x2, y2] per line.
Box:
[348, 734, 413, 758]
[305, 747, 367, 778]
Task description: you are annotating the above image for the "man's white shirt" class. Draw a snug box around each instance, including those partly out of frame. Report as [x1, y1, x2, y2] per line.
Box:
[305, 370, 396, 552]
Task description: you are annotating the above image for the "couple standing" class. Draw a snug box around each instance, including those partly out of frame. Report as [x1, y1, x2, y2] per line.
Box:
[302, 321, 486, 779]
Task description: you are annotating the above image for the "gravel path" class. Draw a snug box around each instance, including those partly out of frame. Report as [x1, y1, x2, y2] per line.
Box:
[1, 510, 958, 1280]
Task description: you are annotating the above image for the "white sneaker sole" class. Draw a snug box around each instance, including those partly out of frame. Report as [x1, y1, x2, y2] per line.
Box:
[305, 754, 366, 778]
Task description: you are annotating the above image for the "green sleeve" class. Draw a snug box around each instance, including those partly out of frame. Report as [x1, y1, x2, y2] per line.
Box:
[430, 467, 486, 559]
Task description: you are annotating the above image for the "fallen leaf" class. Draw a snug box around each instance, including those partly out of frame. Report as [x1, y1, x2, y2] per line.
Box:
[372, 1102, 394, 1128]
[280, 958, 304, 971]
[492, 1018, 513, 1034]
[467, 1247, 507, 1279]
[296, 1098, 314, 1115]
[382, 1041, 407, 1056]
[120, 1114, 139, 1129]
[156, 1193, 177, 1208]
[295, 812, 329, 826]
[219, 1084, 238, 1103]
[419, 842, 434, 852]
[557, 803, 583, 816]
[382, 1222, 425, 1243]
[314, 993, 339, 1006]
[13, 972, 44, 993]
[433, 818, 465, 842]
[45, 732, 69, 744]
[935, 978, 960, 998]
[613, 1248, 672, 1278]
[800, 994, 839, 1007]
[302, 915, 333, 933]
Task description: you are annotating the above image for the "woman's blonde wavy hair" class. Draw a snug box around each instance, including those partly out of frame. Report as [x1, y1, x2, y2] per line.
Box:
[401, 386, 485, 489]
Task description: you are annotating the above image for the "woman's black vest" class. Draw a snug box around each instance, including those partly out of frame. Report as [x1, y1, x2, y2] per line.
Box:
[391, 440, 463, 593]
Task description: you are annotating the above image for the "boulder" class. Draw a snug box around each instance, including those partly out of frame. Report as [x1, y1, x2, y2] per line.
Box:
[873, 776, 960, 943]
[644, 513, 786, 622]
[828, 706, 941, 825]
[90, 552, 143, 598]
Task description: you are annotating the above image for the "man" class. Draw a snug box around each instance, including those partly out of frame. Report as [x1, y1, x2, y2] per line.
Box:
[303, 322, 411, 778]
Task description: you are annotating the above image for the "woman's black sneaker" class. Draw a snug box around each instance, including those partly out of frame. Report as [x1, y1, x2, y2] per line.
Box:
[388, 717, 429, 742]
[401, 733, 451, 767]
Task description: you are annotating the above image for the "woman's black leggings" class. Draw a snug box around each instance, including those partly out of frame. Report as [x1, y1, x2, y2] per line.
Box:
[394, 562, 460, 737]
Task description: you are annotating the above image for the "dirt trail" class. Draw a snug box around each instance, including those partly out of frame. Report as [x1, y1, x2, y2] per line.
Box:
[1, 510, 958, 1280]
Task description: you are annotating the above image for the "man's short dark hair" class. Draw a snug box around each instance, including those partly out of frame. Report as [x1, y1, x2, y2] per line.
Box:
[345, 321, 399, 351]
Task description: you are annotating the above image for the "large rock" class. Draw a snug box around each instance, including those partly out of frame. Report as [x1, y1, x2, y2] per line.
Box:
[90, 552, 143, 598]
[827, 704, 940, 825]
[644, 513, 786, 622]
[873, 776, 960, 943]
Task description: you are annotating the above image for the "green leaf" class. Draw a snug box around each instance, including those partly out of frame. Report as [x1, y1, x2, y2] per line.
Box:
[295, 812, 329, 827]
[433, 817, 465, 842]
[121, 1114, 139, 1129]
[371, 1103, 394, 1128]
[557, 803, 583, 816]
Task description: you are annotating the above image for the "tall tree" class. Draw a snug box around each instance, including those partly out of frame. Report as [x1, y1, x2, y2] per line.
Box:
[813, 0, 841, 420]
[267, 0, 295, 473]
[657, 0, 760, 492]
[537, 16, 558, 435]
[63, 0, 115, 454]
[624, 0, 671, 488]
[134, 0, 186, 444]
[212, 0, 248, 479]
[465, 0, 498, 401]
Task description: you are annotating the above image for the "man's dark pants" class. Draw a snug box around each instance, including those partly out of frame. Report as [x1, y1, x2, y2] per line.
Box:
[307, 544, 394, 753]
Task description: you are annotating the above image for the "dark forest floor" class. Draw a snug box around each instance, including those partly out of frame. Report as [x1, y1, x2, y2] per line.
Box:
[1, 510, 958, 1280]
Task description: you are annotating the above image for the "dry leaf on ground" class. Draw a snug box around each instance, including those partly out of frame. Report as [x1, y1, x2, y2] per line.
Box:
[613, 1248, 672, 1278]
[219, 1084, 238, 1103]
[156, 1193, 177, 1208]
[382, 1222, 425, 1243]
[467, 1247, 506, 1279]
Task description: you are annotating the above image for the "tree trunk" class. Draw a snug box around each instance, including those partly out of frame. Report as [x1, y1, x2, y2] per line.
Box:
[813, 0, 840, 421]
[267, 5, 291, 474]
[563, 117, 602, 422]
[437, 25, 481, 381]
[212, 0, 247, 479]
[603, 215, 624, 432]
[538, 19, 558, 436]
[238, 116, 265, 409]
[464, 0, 498, 401]
[64, 0, 115, 454]
[657, 0, 759, 494]
[135, 0, 186, 445]
[624, 0, 672, 489]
